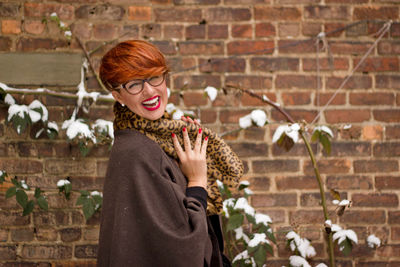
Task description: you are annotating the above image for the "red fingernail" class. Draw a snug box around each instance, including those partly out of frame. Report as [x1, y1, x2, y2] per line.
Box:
[183, 127, 186, 132]
[199, 128, 202, 134]
[171, 133, 175, 137]
[205, 136, 208, 141]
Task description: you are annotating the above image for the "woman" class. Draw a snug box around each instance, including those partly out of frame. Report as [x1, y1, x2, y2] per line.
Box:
[97, 40, 243, 267]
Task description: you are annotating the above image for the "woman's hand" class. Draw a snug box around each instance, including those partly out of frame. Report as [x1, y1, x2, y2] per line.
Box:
[172, 127, 208, 189]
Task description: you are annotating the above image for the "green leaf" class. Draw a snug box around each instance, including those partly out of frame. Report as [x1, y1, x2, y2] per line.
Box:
[5, 186, 17, 198]
[253, 245, 266, 266]
[246, 213, 256, 225]
[311, 130, 320, 143]
[277, 133, 295, 152]
[34, 187, 42, 198]
[340, 238, 353, 256]
[82, 198, 95, 220]
[11, 178, 19, 187]
[36, 196, 48, 211]
[16, 189, 28, 208]
[320, 134, 331, 155]
[76, 196, 87, 206]
[23, 200, 35, 216]
[265, 243, 274, 255]
[79, 141, 90, 157]
[79, 190, 89, 196]
[247, 244, 258, 254]
[238, 183, 249, 191]
[0, 171, 6, 183]
[266, 230, 276, 244]
[227, 213, 244, 231]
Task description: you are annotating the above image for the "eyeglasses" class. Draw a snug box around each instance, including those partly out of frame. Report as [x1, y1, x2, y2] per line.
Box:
[118, 73, 166, 95]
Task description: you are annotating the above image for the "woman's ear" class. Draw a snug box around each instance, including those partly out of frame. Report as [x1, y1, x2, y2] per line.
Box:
[112, 90, 125, 106]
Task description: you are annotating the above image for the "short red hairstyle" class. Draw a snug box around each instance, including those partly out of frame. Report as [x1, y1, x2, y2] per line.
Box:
[99, 40, 168, 91]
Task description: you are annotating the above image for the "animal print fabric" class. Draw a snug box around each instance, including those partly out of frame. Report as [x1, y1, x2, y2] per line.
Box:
[113, 102, 244, 215]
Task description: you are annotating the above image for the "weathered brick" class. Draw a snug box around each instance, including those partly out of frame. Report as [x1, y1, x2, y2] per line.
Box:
[205, 8, 251, 22]
[302, 22, 321, 36]
[278, 23, 299, 37]
[93, 24, 119, 40]
[391, 22, 400, 37]
[199, 58, 246, 73]
[271, 109, 318, 123]
[174, 0, 220, 4]
[68, 176, 104, 191]
[163, 25, 183, 39]
[305, 6, 349, 20]
[75, 244, 98, 258]
[355, 57, 399, 72]
[219, 110, 250, 123]
[182, 91, 208, 106]
[208, 25, 228, 39]
[232, 24, 252, 38]
[0, 159, 42, 174]
[341, 210, 386, 224]
[228, 41, 274, 55]
[278, 39, 315, 54]
[35, 227, 58, 241]
[2, 20, 21, 34]
[75, 4, 124, 20]
[316, 93, 346, 106]
[0, 36, 12, 51]
[254, 7, 301, 21]
[373, 109, 400, 123]
[16, 38, 69, 52]
[289, 210, 325, 225]
[44, 159, 95, 175]
[24, 20, 46, 35]
[325, 109, 370, 123]
[70, 23, 92, 39]
[253, 160, 299, 173]
[24, 3, 74, 20]
[276, 75, 317, 89]
[330, 41, 372, 55]
[325, 23, 345, 37]
[326, 0, 367, 2]
[173, 75, 221, 89]
[154, 8, 201, 22]
[304, 159, 351, 175]
[186, 24, 205, 39]
[244, 127, 266, 141]
[326, 76, 372, 89]
[228, 143, 268, 157]
[0, 211, 30, 226]
[200, 109, 217, 124]
[83, 228, 100, 241]
[354, 160, 398, 173]
[276, 176, 319, 190]
[272, 143, 316, 157]
[354, 6, 399, 20]
[178, 41, 224, 55]
[128, 6, 151, 21]
[212, 93, 241, 107]
[0, 246, 16, 260]
[151, 40, 175, 55]
[373, 142, 400, 157]
[386, 125, 400, 140]
[60, 228, 82, 242]
[376, 75, 400, 89]
[251, 193, 297, 207]
[328, 142, 371, 157]
[281, 92, 311, 106]
[249, 176, 270, 191]
[240, 92, 275, 106]
[251, 57, 299, 72]
[303, 58, 349, 71]
[345, 22, 368, 37]
[326, 175, 373, 190]
[378, 40, 400, 55]
[300, 192, 346, 207]
[225, 75, 272, 90]
[33, 211, 69, 226]
[376, 176, 400, 190]
[352, 193, 399, 207]
[255, 23, 275, 37]
[350, 92, 394, 106]
[392, 227, 400, 241]
[11, 228, 34, 242]
[357, 261, 400, 267]
[21, 245, 72, 259]
[376, 244, 400, 258]
[0, 3, 20, 17]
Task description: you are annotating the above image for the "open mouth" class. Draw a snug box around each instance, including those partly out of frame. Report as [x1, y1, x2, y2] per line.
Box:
[142, 96, 161, 111]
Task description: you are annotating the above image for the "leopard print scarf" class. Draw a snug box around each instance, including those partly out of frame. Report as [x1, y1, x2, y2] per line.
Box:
[113, 102, 243, 215]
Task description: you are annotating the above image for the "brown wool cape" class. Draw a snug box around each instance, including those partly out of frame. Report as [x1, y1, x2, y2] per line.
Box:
[97, 129, 223, 266]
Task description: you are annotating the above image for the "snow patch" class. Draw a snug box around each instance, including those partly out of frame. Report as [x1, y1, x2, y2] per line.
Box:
[289, 255, 311, 267]
[234, 197, 255, 217]
[57, 179, 71, 187]
[248, 233, 269, 247]
[272, 123, 300, 143]
[204, 86, 218, 102]
[367, 234, 381, 248]
[313, 125, 333, 138]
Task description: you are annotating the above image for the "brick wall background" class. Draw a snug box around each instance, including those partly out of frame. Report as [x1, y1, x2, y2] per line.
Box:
[0, 0, 399, 266]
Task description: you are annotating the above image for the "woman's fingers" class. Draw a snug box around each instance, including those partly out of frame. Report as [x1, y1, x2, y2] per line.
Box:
[182, 127, 191, 151]
[194, 128, 203, 153]
[201, 136, 208, 157]
[171, 133, 184, 158]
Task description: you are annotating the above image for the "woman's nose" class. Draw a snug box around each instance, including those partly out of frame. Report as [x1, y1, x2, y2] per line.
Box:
[142, 81, 155, 95]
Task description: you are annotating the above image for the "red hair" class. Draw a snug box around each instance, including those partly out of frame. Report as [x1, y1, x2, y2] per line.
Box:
[99, 40, 168, 91]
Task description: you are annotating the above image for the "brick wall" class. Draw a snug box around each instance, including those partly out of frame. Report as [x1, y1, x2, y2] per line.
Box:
[0, 0, 399, 266]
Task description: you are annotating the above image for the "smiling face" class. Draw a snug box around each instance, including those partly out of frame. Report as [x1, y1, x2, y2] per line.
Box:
[112, 76, 168, 121]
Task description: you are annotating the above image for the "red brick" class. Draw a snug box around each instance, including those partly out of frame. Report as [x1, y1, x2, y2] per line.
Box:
[391, 22, 400, 37]
[227, 41, 274, 55]
[128, 6, 151, 21]
[376, 75, 400, 89]
[341, 210, 386, 224]
[207, 25, 228, 39]
[205, 8, 251, 21]
[224, 0, 268, 3]
[83, 228, 100, 241]
[352, 193, 399, 207]
[392, 227, 400, 241]
[251, 57, 299, 72]
[152, 40, 175, 55]
[328, 142, 371, 157]
[200, 109, 217, 123]
[0, 246, 16, 260]
[289, 210, 325, 225]
[175, 0, 219, 4]
[154, 8, 202, 22]
[354, 6, 399, 20]
[232, 24, 252, 38]
[326, 175, 373, 190]
[21, 245, 72, 259]
[254, 7, 301, 21]
[183, 91, 208, 106]
[303, 58, 349, 71]
[0, 36, 12, 51]
[35, 227, 58, 241]
[225, 75, 272, 90]
[304, 159, 351, 175]
[326, 76, 372, 89]
[219, 110, 249, 123]
[362, 124, 383, 141]
[373, 109, 400, 122]
[302, 23, 321, 36]
[1, 20, 21, 34]
[253, 160, 299, 173]
[272, 142, 316, 157]
[244, 127, 266, 141]
[378, 40, 400, 55]
[0, 211, 30, 226]
[325, 109, 370, 123]
[315, 92, 346, 106]
[186, 24, 205, 39]
[386, 125, 400, 139]
[240, 92, 276, 106]
[251, 193, 297, 207]
[211, 93, 241, 107]
[75, 4, 124, 20]
[339, 125, 362, 140]
[300, 192, 346, 207]
[350, 92, 394, 106]
[0, 2, 20, 17]
[305, 5, 349, 20]
[24, 20, 46, 35]
[276, 75, 317, 89]
[75, 244, 98, 258]
[199, 58, 246, 73]
[228, 142, 268, 157]
[249, 176, 270, 191]
[271, 109, 318, 123]
[389, 211, 400, 224]
[93, 24, 119, 40]
[326, 0, 367, 2]
[178, 41, 224, 55]
[33, 211, 69, 226]
[373, 142, 400, 157]
[355, 57, 399, 72]
[345, 22, 368, 37]
[325, 23, 345, 37]
[278, 39, 315, 54]
[276, 176, 319, 190]
[255, 23, 275, 37]
[16, 37, 69, 51]
[278, 23, 299, 37]
[163, 25, 183, 39]
[173, 75, 221, 89]
[354, 160, 398, 173]
[24, 3, 74, 20]
[167, 57, 196, 73]
[330, 41, 371, 55]
[376, 245, 400, 258]
[0, 159, 43, 174]
[281, 92, 311, 106]
[11, 228, 34, 242]
[60, 228, 82, 242]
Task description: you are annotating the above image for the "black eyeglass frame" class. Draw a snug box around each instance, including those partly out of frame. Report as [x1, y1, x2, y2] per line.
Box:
[116, 72, 167, 95]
